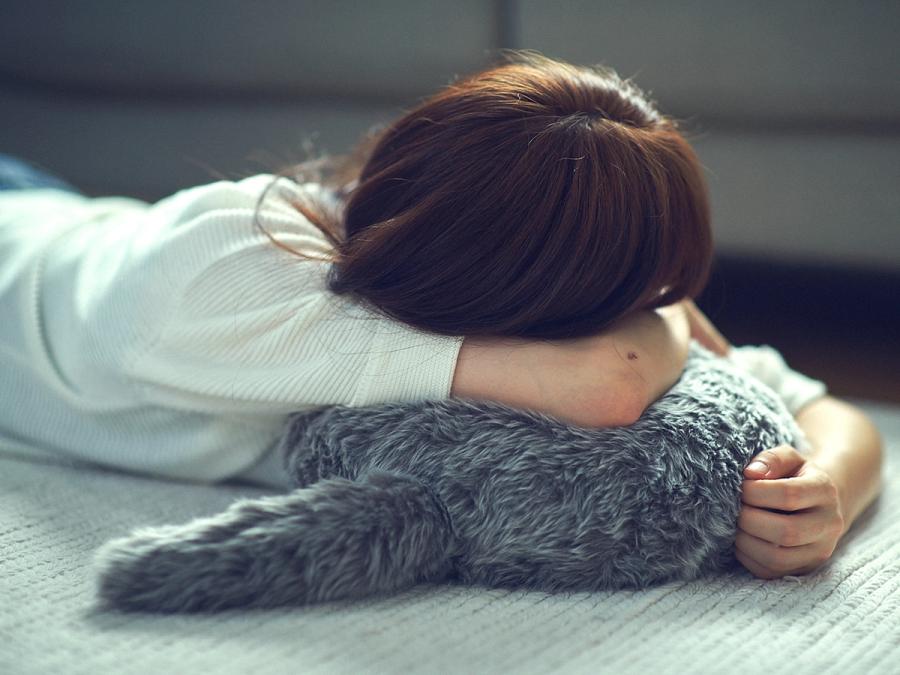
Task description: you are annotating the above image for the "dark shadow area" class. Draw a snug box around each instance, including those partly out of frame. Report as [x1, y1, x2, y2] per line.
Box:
[698, 254, 900, 403]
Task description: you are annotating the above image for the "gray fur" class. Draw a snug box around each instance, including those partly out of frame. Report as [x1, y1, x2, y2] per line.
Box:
[94, 342, 806, 612]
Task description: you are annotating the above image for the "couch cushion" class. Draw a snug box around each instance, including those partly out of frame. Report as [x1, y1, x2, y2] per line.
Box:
[692, 131, 900, 270]
[517, 1, 900, 123]
[0, 0, 496, 98]
[4, 84, 898, 269]
[0, 85, 397, 200]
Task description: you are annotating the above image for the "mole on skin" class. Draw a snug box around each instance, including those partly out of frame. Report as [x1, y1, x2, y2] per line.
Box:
[627, 352, 638, 360]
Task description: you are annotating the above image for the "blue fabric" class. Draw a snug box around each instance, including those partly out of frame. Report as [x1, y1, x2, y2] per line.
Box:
[0, 154, 81, 193]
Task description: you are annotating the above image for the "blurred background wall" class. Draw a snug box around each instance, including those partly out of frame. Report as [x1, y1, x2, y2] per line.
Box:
[1, 0, 898, 401]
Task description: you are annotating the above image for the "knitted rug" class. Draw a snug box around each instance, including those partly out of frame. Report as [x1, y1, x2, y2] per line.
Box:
[2, 398, 898, 675]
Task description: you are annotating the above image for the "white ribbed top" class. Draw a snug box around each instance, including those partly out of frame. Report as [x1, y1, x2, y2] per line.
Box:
[0, 175, 464, 484]
[0, 175, 826, 488]
[726, 344, 827, 417]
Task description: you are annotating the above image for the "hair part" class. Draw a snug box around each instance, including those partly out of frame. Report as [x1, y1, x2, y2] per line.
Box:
[256, 49, 713, 340]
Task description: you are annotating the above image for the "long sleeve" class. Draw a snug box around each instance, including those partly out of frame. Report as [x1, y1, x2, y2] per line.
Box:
[122, 184, 465, 415]
[726, 343, 827, 417]
[0, 175, 463, 483]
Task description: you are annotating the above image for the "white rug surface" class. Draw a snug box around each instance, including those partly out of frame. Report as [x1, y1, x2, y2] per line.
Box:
[2, 398, 898, 675]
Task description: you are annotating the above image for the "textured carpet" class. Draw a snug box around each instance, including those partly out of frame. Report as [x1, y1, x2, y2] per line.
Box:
[2, 398, 898, 675]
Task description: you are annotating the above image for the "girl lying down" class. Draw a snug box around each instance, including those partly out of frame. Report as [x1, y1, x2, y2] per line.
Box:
[0, 51, 882, 583]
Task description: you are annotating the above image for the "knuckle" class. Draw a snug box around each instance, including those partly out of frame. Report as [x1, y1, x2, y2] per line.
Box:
[767, 546, 790, 571]
[829, 513, 845, 540]
[824, 480, 840, 504]
[776, 444, 799, 459]
[759, 449, 779, 465]
[781, 484, 802, 510]
[779, 523, 802, 547]
[815, 548, 833, 565]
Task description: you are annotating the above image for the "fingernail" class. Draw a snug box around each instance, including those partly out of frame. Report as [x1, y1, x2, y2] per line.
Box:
[747, 460, 769, 474]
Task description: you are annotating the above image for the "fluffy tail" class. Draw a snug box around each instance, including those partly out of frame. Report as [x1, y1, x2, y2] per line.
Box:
[94, 469, 457, 612]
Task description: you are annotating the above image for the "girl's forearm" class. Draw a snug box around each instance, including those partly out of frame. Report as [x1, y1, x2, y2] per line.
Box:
[450, 333, 646, 428]
[450, 304, 693, 428]
[795, 395, 885, 536]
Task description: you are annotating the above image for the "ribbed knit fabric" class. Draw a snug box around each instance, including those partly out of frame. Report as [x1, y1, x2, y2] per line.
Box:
[726, 344, 828, 417]
[0, 176, 464, 483]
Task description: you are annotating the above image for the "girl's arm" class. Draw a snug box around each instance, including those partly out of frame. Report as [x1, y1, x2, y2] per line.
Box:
[647, 302, 884, 578]
[796, 396, 885, 535]
[451, 300, 697, 428]
[736, 396, 884, 578]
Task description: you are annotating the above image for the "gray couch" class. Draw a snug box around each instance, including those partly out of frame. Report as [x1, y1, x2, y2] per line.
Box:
[1, 1, 898, 271]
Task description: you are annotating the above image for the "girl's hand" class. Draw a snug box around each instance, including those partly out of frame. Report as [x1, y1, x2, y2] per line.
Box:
[735, 445, 846, 579]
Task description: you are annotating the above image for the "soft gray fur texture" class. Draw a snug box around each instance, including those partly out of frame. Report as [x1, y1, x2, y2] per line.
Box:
[94, 342, 807, 613]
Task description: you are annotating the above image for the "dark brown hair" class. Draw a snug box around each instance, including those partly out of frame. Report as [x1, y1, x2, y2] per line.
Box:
[257, 50, 712, 339]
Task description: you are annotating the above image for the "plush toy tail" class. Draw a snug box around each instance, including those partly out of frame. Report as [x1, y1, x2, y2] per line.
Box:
[94, 470, 457, 613]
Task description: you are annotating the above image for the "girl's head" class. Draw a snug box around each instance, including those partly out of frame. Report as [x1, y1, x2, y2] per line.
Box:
[263, 50, 712, 339]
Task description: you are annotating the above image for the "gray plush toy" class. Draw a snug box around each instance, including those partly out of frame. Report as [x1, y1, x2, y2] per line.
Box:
[94, 342, 808, 612]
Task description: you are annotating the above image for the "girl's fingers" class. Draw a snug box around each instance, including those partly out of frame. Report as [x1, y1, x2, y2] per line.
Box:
[735, 547, 822, 580]
[743, 444, 805, 479]
[735, 530, 828, 574]
[741, 473, 833, 511]
[737, 503, 824, 547]
[734, 548, 782, 580]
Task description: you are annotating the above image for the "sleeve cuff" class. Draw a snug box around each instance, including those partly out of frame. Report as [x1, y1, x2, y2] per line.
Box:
[350, 313, 465, 407]
[727, 344, 828, 417]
